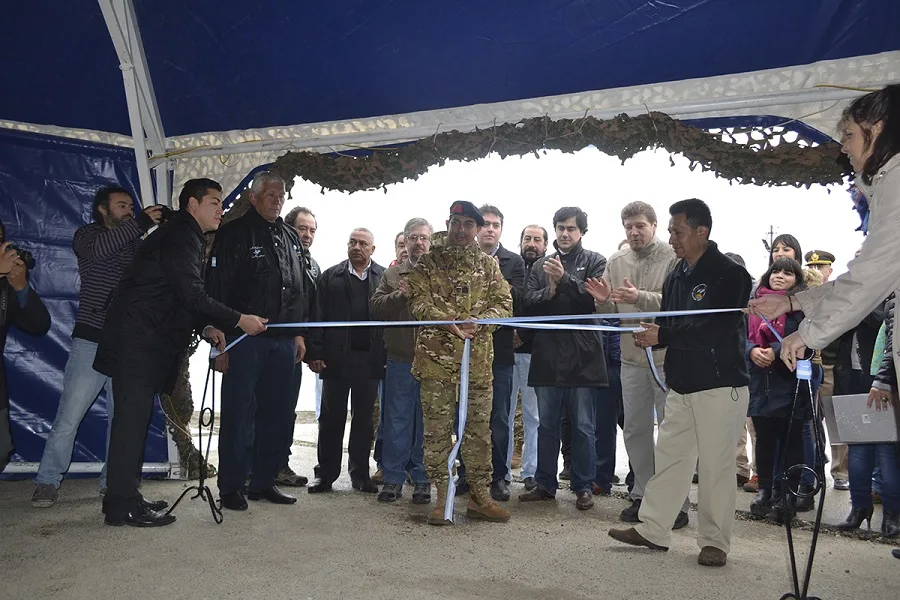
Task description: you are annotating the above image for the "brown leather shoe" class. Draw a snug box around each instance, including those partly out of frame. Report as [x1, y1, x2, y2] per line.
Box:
[427, 484, 453, 526]
[608, 527, 668, 551]
[468, 487, 511, 522]
[698, 546, 727, 566]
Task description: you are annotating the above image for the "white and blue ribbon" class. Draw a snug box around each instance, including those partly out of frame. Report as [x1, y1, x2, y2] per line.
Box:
[444, 338, 471, 521]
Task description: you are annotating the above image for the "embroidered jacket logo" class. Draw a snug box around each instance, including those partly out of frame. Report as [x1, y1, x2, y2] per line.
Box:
[250, 246, 264, 259]
[691, 284, 707, 301]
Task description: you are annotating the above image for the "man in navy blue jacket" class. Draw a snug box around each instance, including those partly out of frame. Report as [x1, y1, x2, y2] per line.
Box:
[609, 199, 751, 568]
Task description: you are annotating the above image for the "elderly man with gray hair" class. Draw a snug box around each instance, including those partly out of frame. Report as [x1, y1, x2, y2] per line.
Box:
[371, 217, 434, 503]
[206, 172, 313, 511]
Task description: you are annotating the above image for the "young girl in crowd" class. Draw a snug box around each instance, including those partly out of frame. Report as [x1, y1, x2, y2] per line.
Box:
[747, 258, 820, 523]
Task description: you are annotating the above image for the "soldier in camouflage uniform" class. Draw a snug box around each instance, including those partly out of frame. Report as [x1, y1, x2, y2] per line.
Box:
[407, 201, 513, 525]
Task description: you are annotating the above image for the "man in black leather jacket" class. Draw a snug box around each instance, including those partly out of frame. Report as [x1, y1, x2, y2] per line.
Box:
[206, 172, 313, 511]
[519, 206, 609, 511]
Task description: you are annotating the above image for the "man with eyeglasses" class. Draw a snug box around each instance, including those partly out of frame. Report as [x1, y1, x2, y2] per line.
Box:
[372, 218, 434, 504]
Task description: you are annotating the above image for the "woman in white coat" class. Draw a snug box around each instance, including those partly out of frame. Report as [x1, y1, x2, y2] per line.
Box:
[749, 84, 900, 558]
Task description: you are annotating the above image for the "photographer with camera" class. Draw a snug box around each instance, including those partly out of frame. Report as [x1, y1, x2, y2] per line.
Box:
[0, 220, 51, 472]
[93, 178, 268, 527]
[32, 187, 166, 508]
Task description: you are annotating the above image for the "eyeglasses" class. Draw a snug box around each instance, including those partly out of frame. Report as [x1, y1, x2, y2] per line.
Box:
[405, 234, 431, 243]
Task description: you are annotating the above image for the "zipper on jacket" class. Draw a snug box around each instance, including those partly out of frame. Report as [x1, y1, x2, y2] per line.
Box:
[711, 349, 720, 380]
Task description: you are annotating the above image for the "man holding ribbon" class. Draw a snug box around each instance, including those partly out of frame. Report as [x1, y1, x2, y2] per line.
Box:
[407, 200, 512, 526]
[608, 198, 751, 567]
[206, 172, 312, 511]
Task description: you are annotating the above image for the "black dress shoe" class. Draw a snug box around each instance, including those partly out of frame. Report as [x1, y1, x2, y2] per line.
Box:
[143, 497, 169, 512]
[351, 477, 379, 494]
[794, 484, 815, 512]
[454, 478, 470, 496]
[221, 490, 248, 511]
[620, 499, 642, 523]
[882, 509, 900, 538]
[248, 486, 297, 504]
[308, 479, 333, 493]
[490, 480, 510, 502]
[105, 504, 176, 528]
[892, 548, 900, 559]
[523, 477, 537, 491]
[672, 510, 689, 530]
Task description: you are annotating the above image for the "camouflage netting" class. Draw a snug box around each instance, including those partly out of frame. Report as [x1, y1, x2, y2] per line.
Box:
[167, 111, 851, 478]
[261, 111, 850, 196]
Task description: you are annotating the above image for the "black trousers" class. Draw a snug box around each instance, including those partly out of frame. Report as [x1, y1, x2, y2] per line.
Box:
[753, 416, 805, 493]
[315, 351, 378, 484]
[103, 361, 157, 518]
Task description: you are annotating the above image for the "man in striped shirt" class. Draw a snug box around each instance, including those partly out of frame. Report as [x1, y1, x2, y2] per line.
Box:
[32, 186, 164, 508]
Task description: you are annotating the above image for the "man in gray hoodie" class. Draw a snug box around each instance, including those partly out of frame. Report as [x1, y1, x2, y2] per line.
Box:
[587, 201, 688, 528]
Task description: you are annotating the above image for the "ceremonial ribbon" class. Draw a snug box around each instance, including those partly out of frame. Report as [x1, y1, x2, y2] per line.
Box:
[207, 306, 744, 520]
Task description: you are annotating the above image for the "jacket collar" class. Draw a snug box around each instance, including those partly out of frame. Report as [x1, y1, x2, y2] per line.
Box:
[633, 237, 661, 259]
[552, 239, 584, 257]
[857, 153, 900, 202]
[243, 206, 283, 229]
[674, 241, 720, 278]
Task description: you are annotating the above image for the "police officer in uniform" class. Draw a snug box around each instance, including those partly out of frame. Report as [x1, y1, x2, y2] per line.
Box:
[407, 201, 513, 525]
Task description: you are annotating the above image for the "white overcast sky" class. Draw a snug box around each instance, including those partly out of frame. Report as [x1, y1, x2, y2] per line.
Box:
[190, 148, 862, 411]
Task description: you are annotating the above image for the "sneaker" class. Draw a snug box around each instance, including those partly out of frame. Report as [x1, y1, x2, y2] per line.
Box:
[377, 483, 403, 503]
[32, 484, 58, 508]
[412, 483, 431, 504]
[275, 466, 308, 487]
[742, 475, 759, 493]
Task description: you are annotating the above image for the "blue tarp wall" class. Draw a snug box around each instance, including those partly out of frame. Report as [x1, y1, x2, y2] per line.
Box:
[0, 129, 167, 475]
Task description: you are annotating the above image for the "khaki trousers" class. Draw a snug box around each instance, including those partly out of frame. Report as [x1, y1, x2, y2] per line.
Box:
[636, 386, 749, 554]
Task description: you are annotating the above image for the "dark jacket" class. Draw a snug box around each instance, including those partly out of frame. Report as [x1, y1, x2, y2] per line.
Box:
[656, 241, 752, 395]
[514, 256, 544, 355]
[306, 260, 386, 380]
[873, 294, 896, 391]
[205, 208, 312, 338]
[93, 211, 240, 393]
[492, 244, 526, 366]
[523, 241, 608, 388]
[0, 282, 51, 410]
[747, 311, 819, 419]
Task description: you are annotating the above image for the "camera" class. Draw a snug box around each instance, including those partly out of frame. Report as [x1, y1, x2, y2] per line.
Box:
[7, 244, 35, 269]
[158, 206, 173, 223]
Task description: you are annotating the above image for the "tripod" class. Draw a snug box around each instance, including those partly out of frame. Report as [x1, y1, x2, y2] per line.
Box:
[164, 363, 223, 524]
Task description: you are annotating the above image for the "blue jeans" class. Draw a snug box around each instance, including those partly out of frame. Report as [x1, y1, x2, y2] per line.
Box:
[218, 336, 297, 495]
[381, 360, 427, 485]
[490, 363, 514, 483]
[849, 443, 900, 512]
[535, 387, 596, 494]
[594, 364, 621, 492]
[508, 353, 539, 479]
[35, 338, 113, 490]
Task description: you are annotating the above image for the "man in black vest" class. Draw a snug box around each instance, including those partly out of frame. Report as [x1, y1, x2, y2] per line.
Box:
[307, 228, 386, 494]
[206, 172, 313, 511]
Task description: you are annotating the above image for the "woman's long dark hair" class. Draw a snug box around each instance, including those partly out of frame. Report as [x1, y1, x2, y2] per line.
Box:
[760, 257, 807, 295]
[840, 84, 900, 185]
[768, 233, 802, 265]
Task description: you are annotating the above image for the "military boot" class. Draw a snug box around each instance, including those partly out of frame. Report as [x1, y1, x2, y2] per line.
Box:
[427, 484, 453, 526]
[467, 486, 511, 523]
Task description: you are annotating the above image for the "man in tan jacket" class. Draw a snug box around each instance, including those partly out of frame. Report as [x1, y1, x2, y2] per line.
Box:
[586, 201, 688, 527]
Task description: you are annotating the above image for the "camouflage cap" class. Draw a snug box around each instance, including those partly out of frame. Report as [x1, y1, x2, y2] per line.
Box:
[448, 201, 484, 227]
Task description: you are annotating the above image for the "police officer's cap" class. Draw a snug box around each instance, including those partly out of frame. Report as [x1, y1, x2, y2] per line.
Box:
[804, 250, 835, 267]
[448, 201, 484, 227]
